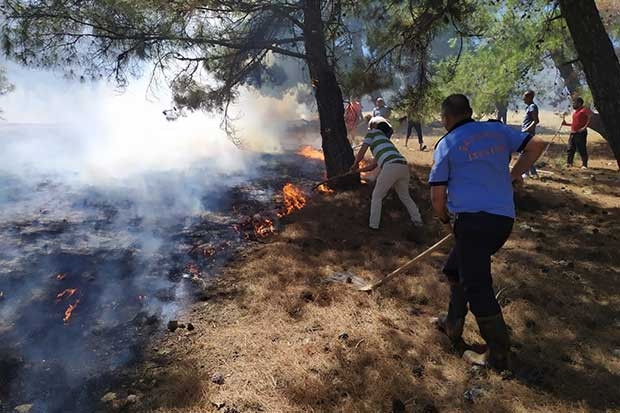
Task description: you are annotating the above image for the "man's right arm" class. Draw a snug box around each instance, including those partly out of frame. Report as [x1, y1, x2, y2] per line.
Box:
[431, 185, 450, 225]
[351, 143, 370, 171]
[429, 142, 451, 229]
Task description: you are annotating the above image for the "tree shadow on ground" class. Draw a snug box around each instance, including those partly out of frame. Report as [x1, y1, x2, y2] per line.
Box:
[131, 150, 619, 413]
[272, 161, 620, 411]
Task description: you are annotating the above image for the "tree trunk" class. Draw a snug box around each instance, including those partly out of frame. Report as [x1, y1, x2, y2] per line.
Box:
[302, 0, 358, 183]
[550, 48, 609, 139]
[559, 0, 620, 169]
[550, 48, 582, 96]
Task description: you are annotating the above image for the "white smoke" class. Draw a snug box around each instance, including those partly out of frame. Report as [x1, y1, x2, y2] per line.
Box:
[0, 62, 249, 183]
[0, 60, 321, 410]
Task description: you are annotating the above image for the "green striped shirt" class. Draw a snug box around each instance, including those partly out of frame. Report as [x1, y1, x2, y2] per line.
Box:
[363, 129, 407, 167]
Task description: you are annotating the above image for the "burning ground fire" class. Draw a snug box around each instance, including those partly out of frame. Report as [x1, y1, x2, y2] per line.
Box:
[316, 183, 334, 194]
[63, 299, 80, 324]
[56, 288, 78, 302]
[297, 145, 324, 161]
[0, 126, 332, 410]
[232, 183, 308, 239]
[278, 183, 307, 217]
[254, 218, 275, 237]
[233, 216, 273, 239]
[56, 287, 80, 323]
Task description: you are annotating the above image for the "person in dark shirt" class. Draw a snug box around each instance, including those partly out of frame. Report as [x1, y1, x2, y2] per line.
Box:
[520, 90, 540, 178]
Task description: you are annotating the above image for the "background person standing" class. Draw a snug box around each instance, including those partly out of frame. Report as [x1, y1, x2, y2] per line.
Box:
[344, 97, 362, 143]
[404, 116, 427, 151]
[562, 97, 592, 169]
[372, 97, 391, 119]
[521, 90, 540, 178]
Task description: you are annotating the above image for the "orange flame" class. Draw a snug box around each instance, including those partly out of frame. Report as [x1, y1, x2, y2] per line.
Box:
[56, 288, 77, 302]
[278, 184, 307, 217]
[254, 218, 275, 237]
[56, 273, 67, 281]
[358, 159, 373, 171]
[358, 159, 376, 183]
[297, 146, 324, 161]
[317, 184, 334, 194]
[63, 299, 80, 324]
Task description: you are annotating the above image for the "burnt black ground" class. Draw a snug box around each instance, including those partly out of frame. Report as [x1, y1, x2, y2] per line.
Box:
[0, 151, 325, 413]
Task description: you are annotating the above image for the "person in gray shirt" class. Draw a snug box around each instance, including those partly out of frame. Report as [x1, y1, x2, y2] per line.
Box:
[372, 97, 391, 119]
[521, 90, 540, 178]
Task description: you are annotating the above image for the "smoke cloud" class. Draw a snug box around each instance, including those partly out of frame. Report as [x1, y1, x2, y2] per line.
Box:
[0, 60, 320, 412]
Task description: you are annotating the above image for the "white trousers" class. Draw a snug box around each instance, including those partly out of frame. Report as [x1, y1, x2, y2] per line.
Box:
[369, 162, 422, 229]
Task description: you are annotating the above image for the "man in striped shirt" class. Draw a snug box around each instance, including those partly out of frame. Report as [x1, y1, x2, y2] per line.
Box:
[351, 116, 423, 230]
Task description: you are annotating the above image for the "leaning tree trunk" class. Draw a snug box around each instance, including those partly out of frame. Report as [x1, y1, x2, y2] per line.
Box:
[550, 48, 609, 139]
[550, 48, 583, 96]
[302, 0, 358, 184]
[559, 0, 620, 169]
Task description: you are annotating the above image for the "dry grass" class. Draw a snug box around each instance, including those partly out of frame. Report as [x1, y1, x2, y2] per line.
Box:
[122, 118, 620, 413]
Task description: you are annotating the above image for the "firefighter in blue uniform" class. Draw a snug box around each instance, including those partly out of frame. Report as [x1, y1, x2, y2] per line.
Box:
[429, 94, 545, 370]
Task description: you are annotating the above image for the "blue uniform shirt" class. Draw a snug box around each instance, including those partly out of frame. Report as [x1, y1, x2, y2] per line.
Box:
[429, 119, 531, 218]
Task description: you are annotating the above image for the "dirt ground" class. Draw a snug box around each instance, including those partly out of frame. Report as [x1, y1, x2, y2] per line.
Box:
[118, 114, 620, 413]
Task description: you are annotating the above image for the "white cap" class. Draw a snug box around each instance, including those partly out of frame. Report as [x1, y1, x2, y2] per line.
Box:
[368, 116, 392, 130]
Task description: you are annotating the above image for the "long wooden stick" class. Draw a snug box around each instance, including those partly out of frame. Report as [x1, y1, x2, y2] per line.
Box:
[312, 171, 356, 191]
[540, 123, 564, 159]
[359, 233, 453, 291]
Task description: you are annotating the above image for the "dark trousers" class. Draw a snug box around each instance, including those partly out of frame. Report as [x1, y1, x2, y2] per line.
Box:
[567, 131, 588, 167]
[497, 108, 508, 124]
[406, 120, 423, 146]
[442, 213, 514, 320]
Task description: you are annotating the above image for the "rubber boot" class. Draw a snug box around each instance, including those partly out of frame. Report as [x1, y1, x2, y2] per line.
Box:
[434, 283, 468, 353]
[435, 314, 467, 353]
[463, 313, 511, 371]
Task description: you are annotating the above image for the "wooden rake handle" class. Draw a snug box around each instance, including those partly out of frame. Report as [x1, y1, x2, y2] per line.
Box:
[368, 233, 454, 290]
[540, 123, 564, 158]
[312, 171, 356, 191]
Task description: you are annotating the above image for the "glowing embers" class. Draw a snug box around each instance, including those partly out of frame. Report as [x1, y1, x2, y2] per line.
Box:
[254, 218, 275, 238]
[297, 145, 324, 161]
[55, 288, 77, 302]
[233, 215, 276, 239]
[277, 183, 307, 218]
[56, 289, 80, 324]
[63, 299, 80, 324]
[316, 183, 334, 194]
[233, 183, 308, 239]
[55, 275, 80, 324]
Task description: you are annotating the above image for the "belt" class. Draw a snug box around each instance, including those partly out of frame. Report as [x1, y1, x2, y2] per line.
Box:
[455, 212, 514, 221]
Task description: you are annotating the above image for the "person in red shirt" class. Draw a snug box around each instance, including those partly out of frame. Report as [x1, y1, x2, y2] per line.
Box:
[344, 97, 362, 143]
[562, 97, 592, 169]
